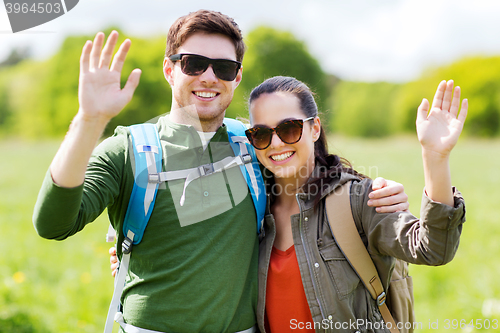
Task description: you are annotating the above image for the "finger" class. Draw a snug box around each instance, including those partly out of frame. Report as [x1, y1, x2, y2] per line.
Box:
[441, 80, 454, 112]
[369, 182, 404, 199]
[80, 40, 92, 73]
[109, 247, 116, 255]
[99, 30, 119, 69]
[89, 32, 105, 70]
[110, 39, 132, 74]
[375, 202, 410, 214]
[111, 263, 118, 277]
[449, 86, 461, 118]
[371, 177, 387, 191]
[368, 192, 408, 209]
[458, 99, 468, 123]
[122, 69, 142, 100]
[416, 98, 430, 123]
[431, 80, 447, 110]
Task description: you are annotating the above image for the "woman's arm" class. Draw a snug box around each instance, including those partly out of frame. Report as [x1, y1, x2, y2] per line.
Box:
[417, 80, 468, 206]
[353, 80, 468, 264]
[352, 178, 465, 266]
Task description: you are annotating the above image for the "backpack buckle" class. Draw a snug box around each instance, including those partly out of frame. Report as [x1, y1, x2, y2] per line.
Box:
[148, 173, 160, 183]
[377, 291, 386, 306]
[122, 236, 133, 254]
[199, 163, 214, 176]
[241, 154, 252, 164]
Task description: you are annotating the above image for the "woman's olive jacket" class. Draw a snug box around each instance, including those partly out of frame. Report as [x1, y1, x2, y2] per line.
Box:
[257, 172, 466, 333]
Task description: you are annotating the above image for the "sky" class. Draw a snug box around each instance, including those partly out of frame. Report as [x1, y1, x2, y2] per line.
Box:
[1, 0, 500, 82]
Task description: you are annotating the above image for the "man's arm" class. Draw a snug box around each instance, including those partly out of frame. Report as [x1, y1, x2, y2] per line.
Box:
[33, 31, 140, 239]
[51, 31, 141, 188]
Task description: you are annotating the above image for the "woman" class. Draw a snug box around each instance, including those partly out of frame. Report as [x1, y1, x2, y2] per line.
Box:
[244, 76, 466, 332]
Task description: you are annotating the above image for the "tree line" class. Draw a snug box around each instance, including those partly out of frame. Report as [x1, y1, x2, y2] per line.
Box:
[0, 26, 499, 138]
[332, 57, 500, 137]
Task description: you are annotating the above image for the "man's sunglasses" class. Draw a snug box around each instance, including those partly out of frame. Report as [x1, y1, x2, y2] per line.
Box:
[169, 54, 242, 81]
[245, 117, 315, 150]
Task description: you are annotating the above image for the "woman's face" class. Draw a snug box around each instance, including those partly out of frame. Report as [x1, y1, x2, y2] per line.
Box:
[249, 91, 321, 183]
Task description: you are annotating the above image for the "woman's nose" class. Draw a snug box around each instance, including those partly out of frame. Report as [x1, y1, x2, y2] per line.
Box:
[269, 131, 285, 148]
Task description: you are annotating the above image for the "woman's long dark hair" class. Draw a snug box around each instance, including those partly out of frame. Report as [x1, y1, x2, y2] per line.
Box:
[248, 76, 366, 198]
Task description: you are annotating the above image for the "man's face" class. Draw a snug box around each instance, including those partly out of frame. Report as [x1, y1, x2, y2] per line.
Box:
[164, 33, 242, 129]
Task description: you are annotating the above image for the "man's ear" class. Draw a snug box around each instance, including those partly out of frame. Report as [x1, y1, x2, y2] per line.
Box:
[163, 57, 175, 86]
[233, 65, 243, 89]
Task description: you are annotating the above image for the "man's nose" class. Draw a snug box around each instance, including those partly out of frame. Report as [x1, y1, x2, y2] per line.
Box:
[198, 64, 218, 83]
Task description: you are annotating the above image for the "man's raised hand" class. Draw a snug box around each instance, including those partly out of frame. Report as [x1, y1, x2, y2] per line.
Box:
[49, 31, 141, 188]
[78, 31, 141, 122]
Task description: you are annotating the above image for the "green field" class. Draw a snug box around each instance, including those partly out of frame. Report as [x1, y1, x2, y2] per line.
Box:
[1, 136, 499, 332]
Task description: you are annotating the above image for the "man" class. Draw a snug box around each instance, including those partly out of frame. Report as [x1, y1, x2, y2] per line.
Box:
[33, 10, 408, 333]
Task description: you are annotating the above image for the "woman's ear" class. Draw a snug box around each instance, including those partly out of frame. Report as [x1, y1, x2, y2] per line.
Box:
[312, 116, 321, 142]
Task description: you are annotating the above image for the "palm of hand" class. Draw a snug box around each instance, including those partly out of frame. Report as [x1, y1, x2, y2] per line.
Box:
[416, 81, 468, 157]
[78, 31, 141, 121]
[417, 106, 464, 156]
[79, 68, 130, 119]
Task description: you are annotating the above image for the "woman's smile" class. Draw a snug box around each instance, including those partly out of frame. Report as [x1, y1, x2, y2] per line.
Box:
[269, 151, 295, 163]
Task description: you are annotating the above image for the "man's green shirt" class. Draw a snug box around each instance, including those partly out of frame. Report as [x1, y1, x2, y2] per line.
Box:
[33, 116, 259, 332]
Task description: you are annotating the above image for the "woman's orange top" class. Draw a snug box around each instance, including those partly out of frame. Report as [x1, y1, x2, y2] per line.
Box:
[265, 245, 315, 332]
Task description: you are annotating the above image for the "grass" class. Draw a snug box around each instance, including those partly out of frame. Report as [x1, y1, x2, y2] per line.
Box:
[0, 140, 115, 332]
[1, 136, 499, 332]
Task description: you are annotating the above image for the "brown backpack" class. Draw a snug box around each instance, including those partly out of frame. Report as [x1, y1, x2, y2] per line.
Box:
[325, 181, 415, 333]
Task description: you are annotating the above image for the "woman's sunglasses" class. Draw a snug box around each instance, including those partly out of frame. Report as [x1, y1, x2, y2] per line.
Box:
[245, 117, 315, 150]
[169, 53, 242, 81]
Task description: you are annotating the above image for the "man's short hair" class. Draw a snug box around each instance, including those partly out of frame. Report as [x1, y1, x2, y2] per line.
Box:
[165, 10, 246, 62]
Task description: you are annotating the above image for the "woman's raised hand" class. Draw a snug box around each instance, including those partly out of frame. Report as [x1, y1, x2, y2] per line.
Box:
[416, 80, 468, 157]
[78, 31, 141, 122]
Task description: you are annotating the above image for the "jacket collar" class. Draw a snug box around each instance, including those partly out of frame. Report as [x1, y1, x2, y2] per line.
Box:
[294, 165, 360, 210]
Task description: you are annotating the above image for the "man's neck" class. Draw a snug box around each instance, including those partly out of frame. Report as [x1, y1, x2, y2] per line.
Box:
[169, 106, 224, 132]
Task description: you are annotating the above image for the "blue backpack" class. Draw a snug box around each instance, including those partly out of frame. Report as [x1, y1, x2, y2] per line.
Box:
[104, 118, 266, 333]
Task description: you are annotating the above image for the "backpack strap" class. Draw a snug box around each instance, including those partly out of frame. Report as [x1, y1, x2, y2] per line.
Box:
[104, 123, 162, 333]
[224, 117, 266, 234]
[112, 119, 265, 234]
[325, 181, 399, 333]
[123, 123, 163, 245]
[104, 119, 266, 332]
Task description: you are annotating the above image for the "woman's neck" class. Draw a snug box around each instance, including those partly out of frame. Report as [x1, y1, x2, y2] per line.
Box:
[272, 161, 315, 204]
